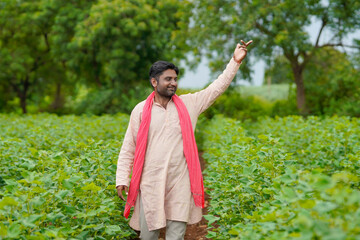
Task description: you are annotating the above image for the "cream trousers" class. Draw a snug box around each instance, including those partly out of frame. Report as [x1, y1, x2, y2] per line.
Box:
[139, 193, 187, 240]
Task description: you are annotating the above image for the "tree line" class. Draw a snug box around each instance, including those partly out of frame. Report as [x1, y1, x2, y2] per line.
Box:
[0, 0, 359, 115]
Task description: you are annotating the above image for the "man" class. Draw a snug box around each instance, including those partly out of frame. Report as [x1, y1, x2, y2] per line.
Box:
[116, 40, 252, 240]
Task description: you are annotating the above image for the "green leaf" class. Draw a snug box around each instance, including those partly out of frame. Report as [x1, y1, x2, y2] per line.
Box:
[205, 231, 217, 238]
[76, 230, 89, 240]
[313, 201, 337, 214]
[68, 175, 82, 184]
[56, 190, 70, 200]
[62, 180, 74, 190]
[64, 205, 76, 214]
[30, 197, 45, 207]
[81, 182, 101, 192]
[105, 225, 121, 235]
[46, 212, 65, 222]
[0, 197, 18, 209]
[279, 174, 293, 184]
[281, 186, 297, 200]
[203, 215, 220, 225]
[243, 164, 257, 175]
[21, 214, 42, 228]
[7, 223, 21, 238]
[228, 228, 239, 235]
[312, 175, 334, 190]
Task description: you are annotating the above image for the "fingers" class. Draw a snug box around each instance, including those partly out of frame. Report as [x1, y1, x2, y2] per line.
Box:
[117, 186, 125, 201]
[234, 40, 251, 61]
[237, 45, 247, 52]
[246, 40, 253, 46]
[117, 185, 127, 201]
[240, 40, 253, 47]
[119, 193, 125, 201]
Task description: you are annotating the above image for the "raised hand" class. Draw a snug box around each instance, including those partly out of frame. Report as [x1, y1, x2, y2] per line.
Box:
[233, 40, 253, 63]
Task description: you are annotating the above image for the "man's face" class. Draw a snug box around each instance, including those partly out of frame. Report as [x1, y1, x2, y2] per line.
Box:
[152, 69, 178, 98]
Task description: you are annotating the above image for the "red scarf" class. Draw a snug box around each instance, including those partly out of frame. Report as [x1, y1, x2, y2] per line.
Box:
[124, 91, 204, 218]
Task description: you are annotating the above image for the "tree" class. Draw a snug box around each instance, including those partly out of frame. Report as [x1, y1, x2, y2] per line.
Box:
[0, 0, 90, 113]
[0, 0, 192, 114]
[304, 47, 360, 116]
[42, 0, 95, 113]
[67, 0, 191, 90]
[264, 55, 293, 85]
[190, 0, 360, 113]
[262, 47, 360, 116]
[0, 0, 51, 113]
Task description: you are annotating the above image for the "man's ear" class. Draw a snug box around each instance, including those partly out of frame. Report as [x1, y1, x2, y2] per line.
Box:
[151, 78, 157, 88]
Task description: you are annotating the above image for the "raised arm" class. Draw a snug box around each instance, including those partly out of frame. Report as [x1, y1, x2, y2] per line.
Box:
[188, 40, 252, 115]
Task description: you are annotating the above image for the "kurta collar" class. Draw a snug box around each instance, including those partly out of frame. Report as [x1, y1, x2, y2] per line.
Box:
[153, 96, 174, 109]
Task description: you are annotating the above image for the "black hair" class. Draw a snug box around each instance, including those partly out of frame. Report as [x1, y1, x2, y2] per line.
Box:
[149, 61, 179, 87]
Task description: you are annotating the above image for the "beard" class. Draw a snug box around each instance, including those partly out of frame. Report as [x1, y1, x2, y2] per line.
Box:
[156, 85, 177, 98]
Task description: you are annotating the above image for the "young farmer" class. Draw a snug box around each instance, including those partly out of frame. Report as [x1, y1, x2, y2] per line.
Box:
[116, 40, 252, 240]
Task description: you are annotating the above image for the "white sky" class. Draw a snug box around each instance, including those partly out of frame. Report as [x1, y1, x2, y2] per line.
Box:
[179, 18, 359, 89]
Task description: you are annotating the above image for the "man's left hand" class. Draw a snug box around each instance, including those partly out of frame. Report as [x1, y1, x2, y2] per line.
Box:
[233, 40, 253, 63]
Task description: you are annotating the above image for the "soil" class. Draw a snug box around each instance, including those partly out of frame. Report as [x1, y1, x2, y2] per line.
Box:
[132, 152, 210, 240]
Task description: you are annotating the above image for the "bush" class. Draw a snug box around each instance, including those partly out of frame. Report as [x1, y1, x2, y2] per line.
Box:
[304, 47, 360, 116]
[68, 85, 152, 115]
[271, 97, 298, 117]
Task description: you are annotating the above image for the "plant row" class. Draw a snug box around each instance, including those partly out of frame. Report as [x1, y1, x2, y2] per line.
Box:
[201, 115, 360, 239]
[0, 113, 136, 239]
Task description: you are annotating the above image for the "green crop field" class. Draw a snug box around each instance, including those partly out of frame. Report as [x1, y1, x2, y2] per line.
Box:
[1, 113, 359, 239]
[238, 84, 291, 102]
[0, 113, 136, 239]
[202, 115, 360, 239]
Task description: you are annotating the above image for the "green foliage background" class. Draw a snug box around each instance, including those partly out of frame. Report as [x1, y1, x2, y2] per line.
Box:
[0, 0, 191, 114]
[0, 113, 137, 239]
[1, 1, 360, 239]
[189, 0, 360, 112]
[2, 113, 359, 239]
[202, 115, 360, 239]
[1, 0, 359, 116]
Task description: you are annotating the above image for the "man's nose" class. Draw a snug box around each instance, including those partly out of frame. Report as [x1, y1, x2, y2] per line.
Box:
[170, 79, 177, 85]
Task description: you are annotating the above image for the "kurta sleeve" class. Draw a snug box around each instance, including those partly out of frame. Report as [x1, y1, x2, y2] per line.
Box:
[189, 57, 241, 115]
[116, 107, 140, 187]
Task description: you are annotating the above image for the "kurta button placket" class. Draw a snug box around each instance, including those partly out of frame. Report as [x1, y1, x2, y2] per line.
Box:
[165, 108, 168, 124]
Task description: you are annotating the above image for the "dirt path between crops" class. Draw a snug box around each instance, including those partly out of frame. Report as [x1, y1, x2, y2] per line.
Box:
[133, 152, 210, 240]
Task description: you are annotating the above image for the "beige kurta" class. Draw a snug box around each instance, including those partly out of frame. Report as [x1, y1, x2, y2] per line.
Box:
[116, 57, 241, 231]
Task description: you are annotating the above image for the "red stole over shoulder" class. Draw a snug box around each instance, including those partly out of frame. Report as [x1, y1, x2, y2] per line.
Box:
[124, 92, 204, 218]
